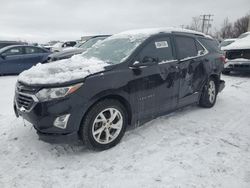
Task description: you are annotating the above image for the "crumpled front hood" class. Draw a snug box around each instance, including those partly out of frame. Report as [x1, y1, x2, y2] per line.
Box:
[18, 55, 109, 85]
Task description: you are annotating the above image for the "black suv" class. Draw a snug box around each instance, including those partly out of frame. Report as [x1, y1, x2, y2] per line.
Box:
[14, 28, 225, 150]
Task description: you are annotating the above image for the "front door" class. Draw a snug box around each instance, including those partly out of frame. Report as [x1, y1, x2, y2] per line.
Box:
[0, 46, 25, 74]
[129, 35, 179, 122]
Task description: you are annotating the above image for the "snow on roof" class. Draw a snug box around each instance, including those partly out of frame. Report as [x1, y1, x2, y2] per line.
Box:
[18, 55, 108, 85]
[115, 27, 208, 39]
[222, 35, 250, 50]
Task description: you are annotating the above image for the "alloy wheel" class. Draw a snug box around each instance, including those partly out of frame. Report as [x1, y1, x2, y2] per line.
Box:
[92, 108, 123, 144]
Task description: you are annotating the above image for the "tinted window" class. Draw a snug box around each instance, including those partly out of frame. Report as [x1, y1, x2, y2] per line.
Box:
[199, 38, 220, 52]
[25, 47, 44, 54]
[3, 47, 23, 56]
[138, 37, 174, 62]
[175, 36, 197, 59]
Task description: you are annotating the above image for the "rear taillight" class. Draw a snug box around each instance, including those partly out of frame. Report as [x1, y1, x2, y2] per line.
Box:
[220, 55, 227, 64]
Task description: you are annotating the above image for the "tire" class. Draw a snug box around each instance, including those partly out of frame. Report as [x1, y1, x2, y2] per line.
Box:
[199, 78, 218, 108]
[222, 70, 230, 75]
[79, 99, 127, 150]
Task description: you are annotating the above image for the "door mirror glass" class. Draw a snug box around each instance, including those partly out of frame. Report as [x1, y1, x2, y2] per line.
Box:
[0, 54, 5, 59]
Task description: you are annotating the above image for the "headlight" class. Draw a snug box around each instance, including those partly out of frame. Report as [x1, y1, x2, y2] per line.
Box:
[36, 83, 83, 102]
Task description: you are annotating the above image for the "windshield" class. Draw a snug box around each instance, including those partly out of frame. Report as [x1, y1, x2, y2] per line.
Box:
[52, 42, 63, 48]
[82, 36, 146, 64]
[74, 42, 84, 48]
[79, 37, 106, 50]
[219, 40, 235, 48]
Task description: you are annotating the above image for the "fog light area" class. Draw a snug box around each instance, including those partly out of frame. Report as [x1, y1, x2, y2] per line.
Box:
[53, 114, 70, 129]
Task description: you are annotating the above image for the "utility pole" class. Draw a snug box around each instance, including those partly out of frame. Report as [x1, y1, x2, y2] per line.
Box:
[200, 14, 213, 34]
[248, 15, 250, 31]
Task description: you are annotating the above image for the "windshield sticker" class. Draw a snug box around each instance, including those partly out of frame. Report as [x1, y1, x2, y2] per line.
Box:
[155, 41, 168, 48]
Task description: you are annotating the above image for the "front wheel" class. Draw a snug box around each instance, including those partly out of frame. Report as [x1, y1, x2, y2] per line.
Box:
[199, 78, 217, 108]
[79, 99, 127, 150]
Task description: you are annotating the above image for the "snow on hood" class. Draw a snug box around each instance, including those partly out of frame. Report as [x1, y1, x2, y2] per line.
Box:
[18, 55, 108, 85]
[222, 35, 250, 50]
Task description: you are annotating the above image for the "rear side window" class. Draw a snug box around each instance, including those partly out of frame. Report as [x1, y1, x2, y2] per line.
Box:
[198, 38, 220, 52]
[138, 36, 174, 62]
[25, 47, 45, 54]
[175, 36, 197, 59]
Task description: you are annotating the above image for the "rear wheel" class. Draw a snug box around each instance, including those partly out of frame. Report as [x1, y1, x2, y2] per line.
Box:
[199, 78, 217, 108]
[79, 99, 127, 150]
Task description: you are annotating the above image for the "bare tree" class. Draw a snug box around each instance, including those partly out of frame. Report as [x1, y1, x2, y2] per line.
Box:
[232, 15, 249, 37]
[220, 18, 234, 39]
[185, 16, 202, 32]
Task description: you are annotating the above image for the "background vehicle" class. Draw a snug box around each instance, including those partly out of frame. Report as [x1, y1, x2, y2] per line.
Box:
[219, 38, 237, 50]
[15, 28, 225, 150]
[0, 45, 51, 75]
[47, 35, 110, 62]
[51, 41, 77, 52]
[0, 41, 27, 49]
[223, 35, 250, 74]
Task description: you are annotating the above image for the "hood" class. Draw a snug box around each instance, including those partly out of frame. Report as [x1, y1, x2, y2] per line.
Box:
[222, 35, 250, 51]
[18, 55, 109, 85]
[49, 48, 84, 59]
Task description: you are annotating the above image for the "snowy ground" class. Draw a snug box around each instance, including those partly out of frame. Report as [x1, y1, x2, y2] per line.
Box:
[0, 74, 250, 188]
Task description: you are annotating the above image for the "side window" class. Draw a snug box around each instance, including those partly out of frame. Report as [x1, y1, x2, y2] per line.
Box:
[138, 37, 174, 63]
[196, 40, 206, 55]
[175, 36, 198, 60]
[199, 38, 220, 52]
[2, 47, 23, 56]
[25, 47, 43, 54]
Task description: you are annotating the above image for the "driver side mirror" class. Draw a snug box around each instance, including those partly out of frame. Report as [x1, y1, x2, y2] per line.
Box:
[0, 54, 6, 60]
[132, 56, 158, 68]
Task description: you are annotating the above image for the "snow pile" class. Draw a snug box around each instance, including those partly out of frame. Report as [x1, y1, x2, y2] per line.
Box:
[222, 35, 250, 50]
[1, 75, 250, 187]
[18, 55, 108, 85]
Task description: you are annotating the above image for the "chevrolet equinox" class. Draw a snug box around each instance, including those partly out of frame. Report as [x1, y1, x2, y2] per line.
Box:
[14, 28, 225, 150]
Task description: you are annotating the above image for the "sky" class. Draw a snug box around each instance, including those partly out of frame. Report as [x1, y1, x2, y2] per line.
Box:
[0, 0, 249, 43]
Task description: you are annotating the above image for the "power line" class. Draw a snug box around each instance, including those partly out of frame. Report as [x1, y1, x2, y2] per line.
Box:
[200, 14, 214, 34]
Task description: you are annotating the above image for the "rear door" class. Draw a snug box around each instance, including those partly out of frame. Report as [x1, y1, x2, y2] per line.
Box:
[0, 46, 25, 74]
[174, 35, 207, 107]
[129, 35, 179, 121]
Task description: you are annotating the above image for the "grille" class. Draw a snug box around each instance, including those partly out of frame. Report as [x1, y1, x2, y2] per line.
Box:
[229, 64, 250, 68]
[16, 93, 34, 111]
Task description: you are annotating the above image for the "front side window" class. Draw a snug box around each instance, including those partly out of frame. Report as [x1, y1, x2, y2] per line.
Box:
[2, 47, 23, 56]
[137, 36, 174, 63]
[175, 36, 197, 60]
[82, 36, 146, 64]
